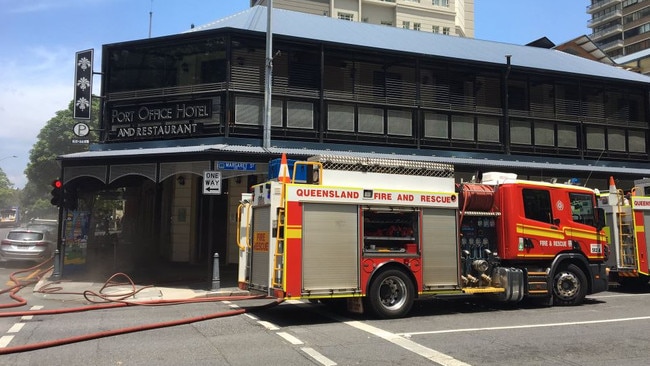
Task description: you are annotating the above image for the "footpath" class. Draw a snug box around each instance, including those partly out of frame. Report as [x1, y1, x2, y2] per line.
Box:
[31, 267, 249, 304]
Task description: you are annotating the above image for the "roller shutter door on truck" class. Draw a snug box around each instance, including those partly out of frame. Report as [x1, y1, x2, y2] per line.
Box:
[302, 203, 359, 292]
[421, 208, 459, 289]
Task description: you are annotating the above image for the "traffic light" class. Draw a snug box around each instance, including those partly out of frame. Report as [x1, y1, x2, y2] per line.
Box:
[50, 179, 63, 206]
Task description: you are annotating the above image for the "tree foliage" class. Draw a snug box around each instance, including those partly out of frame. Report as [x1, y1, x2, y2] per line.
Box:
[0, 169, 20, 208]
[21, 98, 100, 219]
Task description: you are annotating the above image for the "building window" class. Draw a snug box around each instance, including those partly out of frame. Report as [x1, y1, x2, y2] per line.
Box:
[402, 21, 410, 29]
[387, 109, 412, 136]
[414, 23, 421, 31]
[534, 121, 555, 146]
[327, 104, 355, 132]
[586, 126, 606, 150]
[442, 27, 450, 35]
[235, 96, 282, 126]
[629, 130, 646, 153]
[433, 0, 449, 7]
[451, 114, 474, 141]
[287, 101, 314, 129]
[557, 124, 577, 148]
[358, 107, 384, 134]
[381, 20, 393, 26]
[338, 12, 354, 21]
[432, 25, 440, 33]
[477, 116, 499, 142]
[510, 119, 531, 145]
[424, 112, 448, 138]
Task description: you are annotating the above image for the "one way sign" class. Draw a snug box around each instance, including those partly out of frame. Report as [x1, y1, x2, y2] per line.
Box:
[203, 171, 221, 195]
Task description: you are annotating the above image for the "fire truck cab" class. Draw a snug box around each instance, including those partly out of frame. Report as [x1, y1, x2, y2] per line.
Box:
[237, 155, 608, 318]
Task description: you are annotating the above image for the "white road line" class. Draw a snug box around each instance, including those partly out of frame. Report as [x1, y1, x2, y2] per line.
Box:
[301, 347, 337, 366]
[0, 335, 14, 348]
[398, 315, 650, 337]
[258, 320, 280, 330]
[245, 313, 258, 320]
[7, 323, 24, 333]
[344, 320, 471, 366]
[21, 315, 34, 320]
[30, 305, 44, 310]
[592, 292, 650, 299]
[277, 331, 303, 345]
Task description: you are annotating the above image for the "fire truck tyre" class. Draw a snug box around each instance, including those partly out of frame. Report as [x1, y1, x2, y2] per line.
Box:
[367, 269, 414, 319]
[552, 264, 587, 306]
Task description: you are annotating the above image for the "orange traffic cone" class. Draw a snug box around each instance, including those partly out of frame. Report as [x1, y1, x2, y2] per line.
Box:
[278, 153, 291, 183]
[609, 176, 616, 193]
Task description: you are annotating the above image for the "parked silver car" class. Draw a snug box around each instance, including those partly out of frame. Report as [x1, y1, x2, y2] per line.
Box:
[0, 229, 55, 262]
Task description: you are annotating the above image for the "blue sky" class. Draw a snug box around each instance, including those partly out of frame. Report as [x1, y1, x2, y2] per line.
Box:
[0, 0, 590, 189]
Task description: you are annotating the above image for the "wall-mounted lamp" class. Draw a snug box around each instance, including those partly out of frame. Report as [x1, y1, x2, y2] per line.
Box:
[177, 175, 185, 186]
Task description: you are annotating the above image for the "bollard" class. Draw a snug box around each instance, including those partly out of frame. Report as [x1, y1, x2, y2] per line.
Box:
[212, 252, 221, 290]
[50, 249, 61, 280]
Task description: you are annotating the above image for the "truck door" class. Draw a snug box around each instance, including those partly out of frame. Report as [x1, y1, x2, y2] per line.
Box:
[566, 191, 605, 257]
[520, 188, 569, 254]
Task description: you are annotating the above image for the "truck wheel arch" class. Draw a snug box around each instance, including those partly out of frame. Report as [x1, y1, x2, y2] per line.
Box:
[365, 263, 417, 319]
[549, 253, 592, 294]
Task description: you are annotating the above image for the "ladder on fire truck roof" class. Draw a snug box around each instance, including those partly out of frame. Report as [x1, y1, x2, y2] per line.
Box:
[306, 155, 455, 177]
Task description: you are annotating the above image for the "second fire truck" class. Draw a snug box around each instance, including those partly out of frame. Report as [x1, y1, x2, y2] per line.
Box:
[237, 154, 609, 318]
[599, 177, 650, 287]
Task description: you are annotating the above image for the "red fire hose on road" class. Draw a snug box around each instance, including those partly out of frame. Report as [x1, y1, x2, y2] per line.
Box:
[0, 266, 281, 355]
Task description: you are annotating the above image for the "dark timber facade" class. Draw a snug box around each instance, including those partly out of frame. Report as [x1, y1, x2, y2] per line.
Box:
[58, 6, 650, 283]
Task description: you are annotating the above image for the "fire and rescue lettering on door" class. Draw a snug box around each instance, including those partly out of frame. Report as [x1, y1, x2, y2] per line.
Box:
[203, 171, 221, 195]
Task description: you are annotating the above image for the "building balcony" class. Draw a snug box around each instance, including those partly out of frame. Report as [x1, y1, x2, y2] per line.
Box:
[587, 9, 622, 28]
[590, 24, 623, 42]
[586, 0, 621, 15]
[599, 38, 624, 52]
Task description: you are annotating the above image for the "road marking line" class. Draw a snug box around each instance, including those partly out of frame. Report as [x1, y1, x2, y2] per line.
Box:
[593, 293, 650, 298]
[30, 305, 44, 310]
[398, 315, 650, 337]
[277, 331, 303, 345]
[344, 320, 471, 366]
[258, 320, 280, 330]
[0, 335, 14, 348]
[301, 347, 337, 366]
[7, 323, 24, 333]
[22, 315, 34, 320]
[244, 313, 258, 320]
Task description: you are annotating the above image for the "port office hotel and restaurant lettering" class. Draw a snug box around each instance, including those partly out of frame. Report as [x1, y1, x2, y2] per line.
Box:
[108, 99, 213, 140]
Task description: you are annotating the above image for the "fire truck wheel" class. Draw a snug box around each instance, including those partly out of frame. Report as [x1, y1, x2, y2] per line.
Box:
[367, 269, 414, 319]
[552, 264, 587, 306]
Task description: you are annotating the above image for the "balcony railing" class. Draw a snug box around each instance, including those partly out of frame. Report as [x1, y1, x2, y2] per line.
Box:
[590, 23, 623, 41]
[588, 9, 622, 28]
[586, 0, 621, 14]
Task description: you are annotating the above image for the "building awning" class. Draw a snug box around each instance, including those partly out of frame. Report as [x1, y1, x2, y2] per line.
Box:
[59, 143, 650, 185]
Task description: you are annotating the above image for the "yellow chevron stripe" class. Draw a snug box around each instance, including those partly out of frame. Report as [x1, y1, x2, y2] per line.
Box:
[516, 224, 565, 239]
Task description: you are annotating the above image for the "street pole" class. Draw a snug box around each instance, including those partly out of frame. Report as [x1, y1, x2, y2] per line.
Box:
[263, 0, 273, 149]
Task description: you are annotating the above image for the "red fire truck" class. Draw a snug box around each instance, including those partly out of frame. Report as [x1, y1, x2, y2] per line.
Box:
[599, 177, 650, 287]
[237, 154, 609, 318]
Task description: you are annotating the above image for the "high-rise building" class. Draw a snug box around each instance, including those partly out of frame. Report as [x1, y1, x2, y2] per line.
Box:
[587, 0, 650, 59]
[251, 0, 474, 37]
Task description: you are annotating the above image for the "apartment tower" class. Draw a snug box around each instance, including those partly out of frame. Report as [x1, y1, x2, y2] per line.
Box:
[588, 0, 650, 58]
[252, 0, 474, 37]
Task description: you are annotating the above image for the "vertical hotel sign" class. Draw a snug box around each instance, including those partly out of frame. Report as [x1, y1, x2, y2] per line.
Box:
[74, 49, 93, 120]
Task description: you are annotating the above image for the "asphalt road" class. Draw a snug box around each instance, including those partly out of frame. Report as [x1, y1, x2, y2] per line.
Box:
[1, 258, 650, 366]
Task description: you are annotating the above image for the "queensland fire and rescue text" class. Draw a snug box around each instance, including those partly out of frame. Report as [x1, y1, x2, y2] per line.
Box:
[238, 155, 608, 319]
